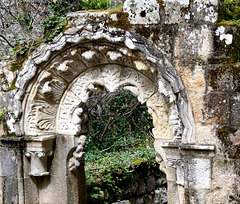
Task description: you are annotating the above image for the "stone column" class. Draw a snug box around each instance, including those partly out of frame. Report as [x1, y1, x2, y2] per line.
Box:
[0, 137, 24, 204]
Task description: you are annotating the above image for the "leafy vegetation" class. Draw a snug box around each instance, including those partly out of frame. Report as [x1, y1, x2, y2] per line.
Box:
[0, 109, 19, 137]
[86, 90, 153, 152]
[0, 109, 8, 121]
[0, 0, 123, 62]
[85, 89, 157, 203]
[218, 0, 240, 24]
[82, 0, 113, 10]
[0, 109, 18, 122]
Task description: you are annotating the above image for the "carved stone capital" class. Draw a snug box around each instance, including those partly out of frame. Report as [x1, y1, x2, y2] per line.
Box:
[25, 135, 55, 176]
[160, 142, 215, 187]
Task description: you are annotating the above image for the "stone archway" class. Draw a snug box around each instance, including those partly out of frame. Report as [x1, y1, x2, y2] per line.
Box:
[13, 13, 197, 204]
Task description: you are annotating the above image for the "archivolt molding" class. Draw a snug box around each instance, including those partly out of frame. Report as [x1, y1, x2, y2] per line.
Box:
[13, 16, 194, 142]
[56, 65, 158, 136]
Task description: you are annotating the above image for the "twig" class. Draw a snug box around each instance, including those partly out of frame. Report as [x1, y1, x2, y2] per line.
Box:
[99, 116, 114, 146]
[100, 144, 115, 153]
[0, 34, 14, 47]
[121, 102, 140, 117]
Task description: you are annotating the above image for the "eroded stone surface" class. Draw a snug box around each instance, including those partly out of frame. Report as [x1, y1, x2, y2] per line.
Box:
[123, 0, 160, 24]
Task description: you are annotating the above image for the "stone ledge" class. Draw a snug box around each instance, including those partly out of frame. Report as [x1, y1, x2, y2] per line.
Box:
[0, 136, 24, 142]
[160, 142, 215, 151]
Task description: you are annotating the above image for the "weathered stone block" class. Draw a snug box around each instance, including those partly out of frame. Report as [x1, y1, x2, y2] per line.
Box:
[186, 87, 205, 123]
[146, 175, 156, 193]
[195, 123, 216, 145]
[207, 64, 240, 92]
[164, 0, 218, 25]
[0, 145, 20, 204]
[123, 0, 160, 24]
[175, 59, 206, 88]
[212, 157, 236, 190]
[231, 93, 240, 126]
[174, 24, 213, 60]
[188, 158, 211, 189]
[0, 177, 18, 204]
[200, 92, 229, 124]
[138, 178, 146, 195]
[216, 126, 240, 158]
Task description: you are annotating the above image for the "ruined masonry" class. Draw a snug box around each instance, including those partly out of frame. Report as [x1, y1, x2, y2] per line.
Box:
[0, 0, 240, 203]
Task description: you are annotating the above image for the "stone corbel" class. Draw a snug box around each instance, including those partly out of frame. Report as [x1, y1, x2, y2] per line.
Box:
[25, 135, 55, 176]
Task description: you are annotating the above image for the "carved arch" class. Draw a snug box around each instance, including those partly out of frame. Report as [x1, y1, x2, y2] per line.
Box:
[15, 27, 194, 143]
[11, 18, 197, 203]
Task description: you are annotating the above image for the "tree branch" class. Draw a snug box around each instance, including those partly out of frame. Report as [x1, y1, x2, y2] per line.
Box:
[0, 34, 14, 47]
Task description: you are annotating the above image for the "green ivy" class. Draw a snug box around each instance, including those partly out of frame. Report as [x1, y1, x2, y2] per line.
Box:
[218, 0, 240, 23]
[85, 90, 156, 203]
[0, 109, 18, 122]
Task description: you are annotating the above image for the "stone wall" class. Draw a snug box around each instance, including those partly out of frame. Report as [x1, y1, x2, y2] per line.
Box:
[88, 163, 167, 204]
[122, 165, 167, 204]
[0, 138, 24, 204]
[0, 0, 239, 203]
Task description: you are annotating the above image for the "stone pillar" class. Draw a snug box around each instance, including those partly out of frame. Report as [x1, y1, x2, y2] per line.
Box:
[0, 137, 24, 204]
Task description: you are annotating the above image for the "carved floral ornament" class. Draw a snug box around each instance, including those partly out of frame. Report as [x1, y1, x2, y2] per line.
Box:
[13, 20, 194, 143]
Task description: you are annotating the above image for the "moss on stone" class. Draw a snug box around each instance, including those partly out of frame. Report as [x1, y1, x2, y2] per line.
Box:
[7, 78, 17, 91]
[217, 20, 239, 26]
[218, 0, 240, 21]
[143, 195, 152, 204]
[9, 50, 28, 73]
[208, 24, 240, 92]
[109, 9, 132, 31]
[135, 25, 152, 39]
[208, 63, 240, 92]
[217, 126, 240, 158]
